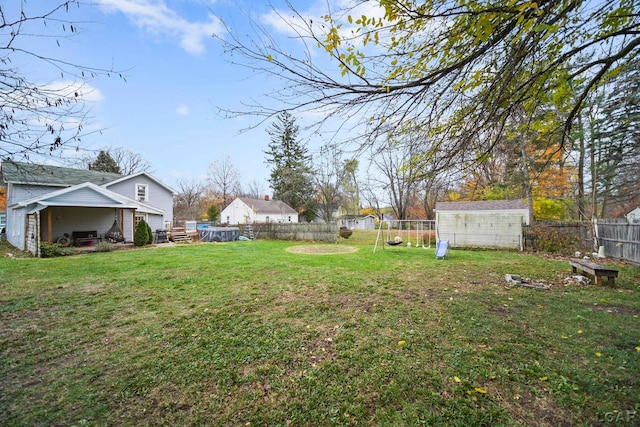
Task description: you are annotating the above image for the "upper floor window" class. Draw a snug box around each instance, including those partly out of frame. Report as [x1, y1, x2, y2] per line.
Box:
[136, 184, 149, 202]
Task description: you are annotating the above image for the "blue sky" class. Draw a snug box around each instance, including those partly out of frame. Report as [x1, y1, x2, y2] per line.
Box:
[13, 0, 381, 192]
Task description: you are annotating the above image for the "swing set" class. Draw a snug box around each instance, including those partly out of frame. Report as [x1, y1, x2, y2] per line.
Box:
[373, 220, 436, 253]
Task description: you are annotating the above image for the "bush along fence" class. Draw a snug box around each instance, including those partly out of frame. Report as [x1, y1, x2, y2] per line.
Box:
[523, 220, 640, 264]
[523, 221, 593, 255]
[248, 222, 338, 243]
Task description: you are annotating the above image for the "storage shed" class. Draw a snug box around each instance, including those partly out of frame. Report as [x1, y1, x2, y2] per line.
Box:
[435, 200, 531, 250]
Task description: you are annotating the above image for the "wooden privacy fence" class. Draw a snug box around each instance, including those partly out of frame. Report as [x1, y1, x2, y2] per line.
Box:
[248, 222, 338, 243]
[523, 220, 640, 264]
[596, 220, 640, 264]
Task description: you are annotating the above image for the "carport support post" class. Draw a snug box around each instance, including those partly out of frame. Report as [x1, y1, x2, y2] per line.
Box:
[47, 209, 53, 244]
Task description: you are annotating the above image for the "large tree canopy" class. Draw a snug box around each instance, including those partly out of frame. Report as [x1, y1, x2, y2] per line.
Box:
[221, 0, 639, 168]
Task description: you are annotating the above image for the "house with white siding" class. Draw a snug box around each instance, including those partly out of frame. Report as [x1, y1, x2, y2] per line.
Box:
[221, 196, 298, 225]
[1, 161, 175, 256]
[338, 214, 377, 230]
[435, 199, 531, 250]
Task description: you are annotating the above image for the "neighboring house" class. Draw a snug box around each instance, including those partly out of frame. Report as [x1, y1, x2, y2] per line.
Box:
[312, 203, 343, 224]
[627, 207, 640, 224]
[1, 161, 175, 256]
[338, 214, 377, 230]
[435, 199, 531, 250]
[221, 196, 298, 224]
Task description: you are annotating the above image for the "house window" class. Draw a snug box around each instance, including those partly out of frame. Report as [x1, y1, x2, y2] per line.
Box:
[135, 213, 147, 228]
[136, 184, 149, 202]
[0, 213, 5, 230]
[265, 216, 269, 223]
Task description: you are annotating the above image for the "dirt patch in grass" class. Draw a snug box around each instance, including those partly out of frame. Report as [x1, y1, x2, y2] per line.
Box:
[286, 245, 358, 255]
[586, 303, 640, 316]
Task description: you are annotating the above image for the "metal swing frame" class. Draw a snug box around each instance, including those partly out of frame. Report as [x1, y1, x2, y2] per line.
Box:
[373, 219, 436, 253]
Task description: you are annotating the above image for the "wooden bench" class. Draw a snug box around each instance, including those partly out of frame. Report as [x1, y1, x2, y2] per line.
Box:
[569, 258, 619, 286]
[72, 230, 101, 246]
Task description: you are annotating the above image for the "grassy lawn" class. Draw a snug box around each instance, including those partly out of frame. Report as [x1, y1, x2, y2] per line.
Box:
[1, 237, 639, 426]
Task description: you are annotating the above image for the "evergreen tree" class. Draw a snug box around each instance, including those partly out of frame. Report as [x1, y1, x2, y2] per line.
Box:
[591, 57, 640, 217]
[264, 112, 316, 218]
[90, 151, 121, 174]
[207, 204, 220, 223]
[134, 219, 150, 246]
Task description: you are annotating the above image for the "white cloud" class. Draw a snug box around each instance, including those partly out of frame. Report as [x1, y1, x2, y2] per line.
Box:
[176, 104, 189, 116]
[261, 1, 386, 38]
[97, 0, 223, 55]
[40, 81, 104, 104]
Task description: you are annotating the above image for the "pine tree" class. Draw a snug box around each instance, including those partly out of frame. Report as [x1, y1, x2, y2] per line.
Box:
[264, 112, 316, 218]
[90, 151, 121, 174]
[592, 57, 640, 217]
[134, 219, 150, 246]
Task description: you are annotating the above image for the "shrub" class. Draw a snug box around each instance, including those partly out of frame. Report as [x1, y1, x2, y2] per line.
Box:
[40, 242, 74, 258]
[134, 219, 150, 246]
[146, 222, 154, 245]
[527, 225, 582, 255]
[94, 241, 114, 252]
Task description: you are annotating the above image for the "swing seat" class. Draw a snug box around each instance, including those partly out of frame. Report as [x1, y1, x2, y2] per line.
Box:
[387, 240, 403, 246]
[435, 240, 449, 259]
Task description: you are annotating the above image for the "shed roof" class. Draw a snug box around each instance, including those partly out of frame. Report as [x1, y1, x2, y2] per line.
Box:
[1, 161, 122, 187]
[237, 197, 297, 215]
[435, 199, 528, 211]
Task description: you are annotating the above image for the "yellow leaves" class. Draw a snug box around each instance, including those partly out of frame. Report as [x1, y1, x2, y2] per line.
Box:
[539, 376, 548, 381]
[452, 375, 487, 396]
[636, 346, 640, 352]
[474, 16, 493, 43]
[397, 340, 406, 347]
[595, 352, 602, 357]
[323, 27, 341, 52]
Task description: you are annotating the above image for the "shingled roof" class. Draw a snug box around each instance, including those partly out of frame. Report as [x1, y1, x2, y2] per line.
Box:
[435, 200, 528, 211]
[1, 161, 122, 187]
[237, 197, 297, 214]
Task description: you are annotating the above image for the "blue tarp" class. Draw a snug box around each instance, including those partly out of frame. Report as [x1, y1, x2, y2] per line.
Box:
[198, 227, 240, 242]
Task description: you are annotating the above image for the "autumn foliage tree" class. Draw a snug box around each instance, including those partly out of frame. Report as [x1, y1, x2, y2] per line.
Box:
[221, 1, 639, 219]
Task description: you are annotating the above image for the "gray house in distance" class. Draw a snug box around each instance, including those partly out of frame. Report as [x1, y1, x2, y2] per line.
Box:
[1, 161, 175, 256]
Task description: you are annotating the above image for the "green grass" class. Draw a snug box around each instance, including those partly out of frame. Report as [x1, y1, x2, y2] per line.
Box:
[1, 237, 639, 426]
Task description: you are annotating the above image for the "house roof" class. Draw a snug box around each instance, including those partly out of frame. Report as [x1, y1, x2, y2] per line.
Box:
[1, 161, 122, 187]
[341, 214, 376, 219]
[237, 197, 298, 215]
[14, 182, 164, 215]
[435, 199, 529, 211]
[105, 171, 177, 195]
